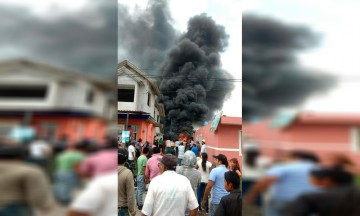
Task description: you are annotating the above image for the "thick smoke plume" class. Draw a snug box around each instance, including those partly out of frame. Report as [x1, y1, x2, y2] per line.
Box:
[118, 0, 177, 74]
[243, 15, 336, 121]
[158, 14, 235, 140]
[0, 2, 117, 78]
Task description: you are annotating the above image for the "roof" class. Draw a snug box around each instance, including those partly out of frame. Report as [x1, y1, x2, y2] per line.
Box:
[295, 112, 360, 125]
[0, 58, 116, 91]
[220, 116, 242, 126]
[118, 60, 161, 96]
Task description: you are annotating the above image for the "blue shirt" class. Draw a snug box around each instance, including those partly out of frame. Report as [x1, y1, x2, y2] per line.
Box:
[266, 161, 319, 201]
[191, 147, 199, 157]
[209, 165, 229, 204]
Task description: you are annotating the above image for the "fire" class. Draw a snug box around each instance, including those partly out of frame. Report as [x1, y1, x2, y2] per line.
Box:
[178, 133, 189, 142]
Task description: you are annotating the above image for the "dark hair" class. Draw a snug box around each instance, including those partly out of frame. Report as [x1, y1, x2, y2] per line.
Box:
[311, 165, 354, 185]
[0, 145, 24, 159]
[142, 147, 149, 154]
[118, 148, 128, 164]
[138, 138, 142, 142]
[201, 153, 208, 171]
[290, 151, 319, 163]
[224, 171, 240, 189]
[152, 147, 160, 154]
[245, 149, 259, 167]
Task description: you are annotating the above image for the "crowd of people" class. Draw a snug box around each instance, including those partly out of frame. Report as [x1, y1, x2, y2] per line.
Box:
[0, 133, 118, 216]
[118, 138, 242, 216]
[242, 144, 360, 216]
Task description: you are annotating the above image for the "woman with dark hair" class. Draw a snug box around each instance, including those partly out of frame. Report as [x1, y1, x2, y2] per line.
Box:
[195, 152, 212, 213]
[229, 158, 242, 177]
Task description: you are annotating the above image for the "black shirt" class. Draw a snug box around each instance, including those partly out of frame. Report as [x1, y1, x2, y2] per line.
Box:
[214, 189, 242, 216]
[282, 186, 360, 216]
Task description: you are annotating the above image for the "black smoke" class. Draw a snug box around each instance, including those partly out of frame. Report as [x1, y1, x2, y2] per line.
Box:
[0, 1, 117, 78]
[243, 15, 336, 121]
[158, 14, 234, 140]
[118, 0, 177, 74]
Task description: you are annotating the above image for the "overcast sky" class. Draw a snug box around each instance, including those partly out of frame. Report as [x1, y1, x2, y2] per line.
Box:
[243, 0, 360, 114]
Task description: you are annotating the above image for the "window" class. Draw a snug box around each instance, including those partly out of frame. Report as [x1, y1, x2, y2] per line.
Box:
[0, 86, 47, 99]
[157, 115, 160, 123]
[147, 92, 151, 106]
[118, 88, 135, 102]
[86, 90, 94, 104]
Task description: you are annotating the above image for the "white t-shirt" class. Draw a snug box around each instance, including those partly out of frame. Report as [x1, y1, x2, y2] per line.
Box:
[201, 144, 207, 154]
[196, 160, 212, 183]
[70, 172, 117, 216]
[175, 141, 180, 147]
[178, 145, 185, 159]
[142, 171, 198, 216]
[128, 145, 135, 160]
[29, 140, 51, 158]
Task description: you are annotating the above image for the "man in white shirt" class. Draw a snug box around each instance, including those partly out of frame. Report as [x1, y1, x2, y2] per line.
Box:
[128, 141, 136, 172]
[178, 142, 186, 166]
[142, 154, 199, 216]
[201, 139, 207, 154]
[67, 172, 117, 216]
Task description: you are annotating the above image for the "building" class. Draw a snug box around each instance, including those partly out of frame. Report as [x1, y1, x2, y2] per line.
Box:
[0, 59, 116, 143]
[118, 60, 165, 143]
[194, 115, 242, 160]
[244, 112, 360, 167]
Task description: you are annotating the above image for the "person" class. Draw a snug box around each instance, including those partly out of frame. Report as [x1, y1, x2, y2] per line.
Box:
[200, 139, 207, 154]
[118, 148, 136, 216]
[67, 171, 117, 216]
[136, 147, 149, 210]
[196, 152, 212, 213]
[175, 140, 180, 156]
[178, 141, 185, 165]
[141, 154, 199, 216]
[0, 145, 54, 216]
[77, 138, 118, 178]
[127, 141, 136, 172]
[214, 171, 242, 216]
[282, 165, 360, 216]
[158, 138, 163, 151]
[164, 139, 171, 154]
[168, 141, 176, 155]
[202, 154, 230, 216]
[229, 158, 242, 178]
[246, 151, 320, 216]
[53, 134, 69, 155]
[27, 135, 52, 172]
[145, 147, 162, 183]
[53, 141, 87, 205]
[191, 144, 199, 157]
[176, 151, 201, 216]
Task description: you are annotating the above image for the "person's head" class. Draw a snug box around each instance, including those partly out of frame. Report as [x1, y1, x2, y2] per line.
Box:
[0, 145, 24, 160]
[310, 165, 354, 188]
[202, 139, 206, 145]
[288, 151, 319, 163]
[171, 142, 175, 148]
[142, 147, 149, 156]
[213, 154, 228, 167]
[157, 154, 178, 174]
[130, 141, 136, 146]
[182, 151, 197, 168]
[229, 158, 241, 172]
[180, 142, 184, 146]
[118, 148, 128, 165]
[152, 146, 160, 154]
[224, 171, 240, 192]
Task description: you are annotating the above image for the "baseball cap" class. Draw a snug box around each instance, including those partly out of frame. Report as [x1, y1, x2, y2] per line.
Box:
[158, 154, 177, 169]
[213, 154, 228, 165]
